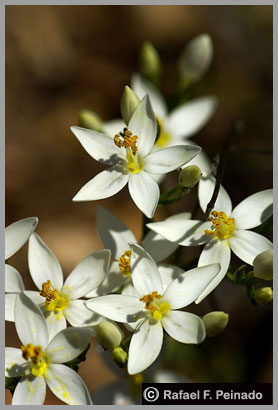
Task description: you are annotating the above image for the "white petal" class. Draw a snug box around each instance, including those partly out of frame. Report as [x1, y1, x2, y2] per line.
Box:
[130, 243, 163, 296]
[64, 250, 110, 299]
[5, 217, 38, 260]
[128, 319, 163, 374]
[166, 96, 218, 139]
[147, 214, 211, 246]
[96, 206, 136, 259]
[24, 290, 45, 305]
[5, 264, 24, 292]
[158, 264, 184, 292]
[5, 347, 29, 377]
[141, 230, 179, 263]
[85, 295, 144, 323]
[163, 263, 221, 309]
[229, 230, 273, 265]
[70, 126, 126, 165]
[121, 282, 139, 297]
[144, 145, 201, 174]
[46, 326, 92, 363]
[15, 293, 48, 348]
[28, 233, 63, 291]
[5, 293, 16, 322]
[73, 166, 129, 202]
[131, 73, 168, 118]
[128, 95, 157, 157]
[85, 263, 128, 297]
[162, 311, 205, 344]
[196, 239, 231, 303]
[46, 363, 92, 404]
[198, 176, 232, 215]
[44, 310, 67, 342]
[12, 375, 46, 405]
[183, 145, 211, 176]
[128, 171, 159, 218]
[103, 118, 125, 137]
[64, 299, 104, 327]
[231, 189, 273, 230]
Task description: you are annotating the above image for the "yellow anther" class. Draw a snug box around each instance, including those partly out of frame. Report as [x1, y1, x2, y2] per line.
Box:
[21, 343, 49, 377]
[153, 310, 163, 320]
[140, 291, 162, 310]
[205, 210, 235, 240]
[159, 302, 171, 314]
[40, 280, 70, 312]
[114, 129, 138, 155]
[119, 250, 132, 276]
[140, 293, 170, 321]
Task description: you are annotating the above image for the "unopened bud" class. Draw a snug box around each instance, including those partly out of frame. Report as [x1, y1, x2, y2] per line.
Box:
[179, 165, 202, 189]
[253, 250, 273, 281]
[120, 86, 140, 125]
[254, 287, 273, 305]
[95, 321, 123, 349]
[202, 311, 229, 337]
[112, 346, 128, 367]
[178, 34, 213, 83]
[78, 110, 103, 132]
[139, 41, 162, 82]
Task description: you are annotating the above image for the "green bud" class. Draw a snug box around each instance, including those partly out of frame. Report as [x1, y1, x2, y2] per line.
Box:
[202, 311, 229, 337]
[179, 165, 202, 189]
[253, 250, 273, 281]
[120, 86, 140, 125]
[254, 287, 273, 305]
[95, 321, 123, 349]
[112, 346, 128, 367]
[178, 34, 213, 83]
[139, 41, 162, 82]
[78, 110, 103, 132]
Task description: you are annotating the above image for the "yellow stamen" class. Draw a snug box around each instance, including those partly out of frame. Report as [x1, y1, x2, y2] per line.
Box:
[119, 250, 132, 276]
[21, 343, 49, 377]
[155, 117, 171, 148]
[114, 129, 138, 155]
[205, 210, 235, 240]
[40, 280, 70, 312]
[140, 292, 170, 321]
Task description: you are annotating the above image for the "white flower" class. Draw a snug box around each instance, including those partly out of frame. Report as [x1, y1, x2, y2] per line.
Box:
[5, 293, 93, 405]
[85, 244, 220, 374]
[147, 184, 273, 303]
[71, 95, 201, 217]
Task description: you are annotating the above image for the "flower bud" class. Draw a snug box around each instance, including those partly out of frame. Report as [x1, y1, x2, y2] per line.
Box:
[95, 321, 123, 349]
[78, 110, 103, 132]
[179, 165, 202, 189]
[178, 34, 213, 83]
[253, 250, 273, 281]
[112, 346, 128, 367]
[120, 86, 140, 125]
[254, 287, 273, 305]
[139, 41, 162, 82]
[202, 311, 229, 337]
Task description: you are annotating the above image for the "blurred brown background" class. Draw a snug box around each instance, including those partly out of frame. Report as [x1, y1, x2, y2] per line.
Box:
[6, 5, 273, 404]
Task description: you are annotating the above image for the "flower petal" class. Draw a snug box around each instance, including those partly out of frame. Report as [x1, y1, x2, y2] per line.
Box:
[103, 118, 126, 137]
[12, 375, 46, 405]
[15, 293, 49, 348]
[130, 243, 163, 296]
[96, 206, 136, 259]
[64, 299, 104, 327]
[183, 144, 211, 176]
[128, 171, 159, 218]
[196, 239, 231, 303]
[166, 96, 218, 139]
[5, 264, 24, 293]
[162, 310, 206, 344]
[85, 262, 128, 297]
[28, 233, 63, 291]
[5, 293, 16, 322]
[70, 126, 126, 165]
[141, 230, 179, 263]
[5, 347, 29, 377]
[147, 215, 211, 246]
[24, 290, 45, 305]
[231, 189, 273, 230]
[163, 263, 221, 309]
[85, 295, 144, 323]
[73, 166, 129, 202]
[198, 176, 232, 215]
[46, 326, 92, 363]
[5, 217, 38, 260]
[144, 145, 201, 174]
[128, 319, 163, 374]
[46, 363, 92, 404]
[229, 230, 273, 265]
[44, 310, 67, 342]
[128, 95, 157, 157]
[158, 264, 184, 292]
[64, 250, 110, 299]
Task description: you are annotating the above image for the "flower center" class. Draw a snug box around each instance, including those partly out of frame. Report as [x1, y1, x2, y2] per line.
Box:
[21, 343, 49, 377]
[205, 210, 235, 240]
[119, 250, 131, 276]
[139, 291, 171, 320]
[114, 129, 142, 173]
[40, 280, 70, 312]
[155, 117, 171, 148]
